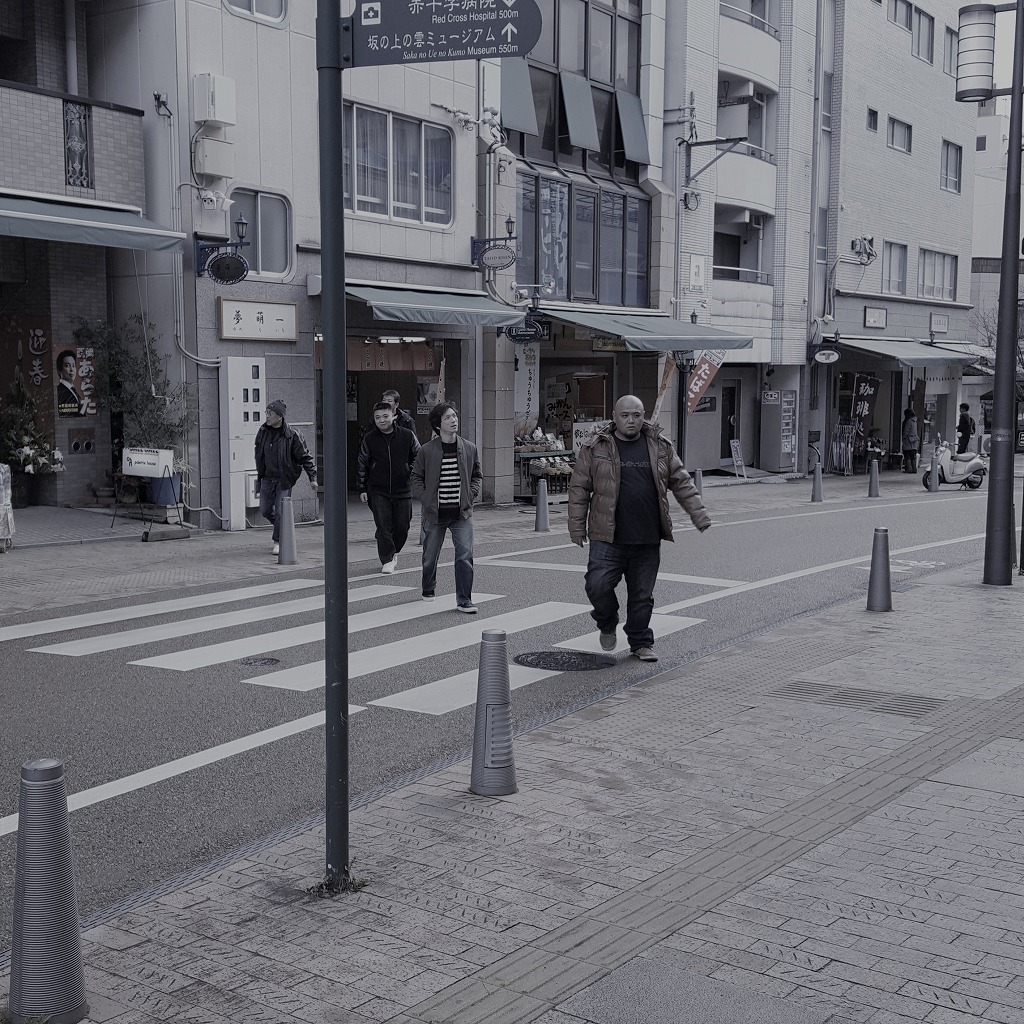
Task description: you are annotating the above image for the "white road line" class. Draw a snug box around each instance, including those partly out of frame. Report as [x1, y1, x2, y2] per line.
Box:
[655, 532, 987, 614]
[0, 708, 364, 839]
[0, 579, 323, 643]
[30, 585, 409, 657]
[370, 664, 558, 715]
[245, 601, 591, 692]
[554, 613, 704, 653]
[131, 594, 504, 672]
[482, 560, 746, 587]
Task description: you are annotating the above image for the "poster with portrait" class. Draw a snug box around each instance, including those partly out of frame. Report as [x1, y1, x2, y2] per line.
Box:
[54, 344, 97, 417]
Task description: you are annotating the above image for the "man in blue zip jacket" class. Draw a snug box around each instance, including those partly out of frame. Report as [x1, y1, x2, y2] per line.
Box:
[357, 401, 421, 573]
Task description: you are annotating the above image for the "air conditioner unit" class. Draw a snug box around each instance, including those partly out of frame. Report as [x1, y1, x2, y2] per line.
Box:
[979, 433, 992, 454]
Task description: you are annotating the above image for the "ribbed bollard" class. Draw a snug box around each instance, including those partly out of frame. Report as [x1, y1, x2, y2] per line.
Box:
[9, 759, 88, 1024]
[277, 494, 297, 565]
[469, 630, 517, 796]
[693, 468, 703, 496]
[811, 464, 823, 503]
[868, 459, 880, 498]
[928, 450, 940, 492]
[866, 528, 893, 612]
[534, 478, 550, 533]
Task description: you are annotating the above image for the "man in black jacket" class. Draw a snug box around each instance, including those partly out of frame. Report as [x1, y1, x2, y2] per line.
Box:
[357, 401, 421, 573]
[382, 389, 416, 432]
[254, 399, 317, 556]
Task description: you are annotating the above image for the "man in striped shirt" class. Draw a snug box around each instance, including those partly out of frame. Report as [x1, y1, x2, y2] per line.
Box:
[410, 402, 482, 612]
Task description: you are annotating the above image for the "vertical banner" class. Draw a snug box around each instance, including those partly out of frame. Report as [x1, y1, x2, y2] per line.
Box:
[685, 349, 727, 414]
[851, 374, 881, 440]
[513, 342, 541, 434]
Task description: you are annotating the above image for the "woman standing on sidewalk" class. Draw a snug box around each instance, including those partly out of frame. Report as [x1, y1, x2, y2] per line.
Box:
[901, 407, 920, 473]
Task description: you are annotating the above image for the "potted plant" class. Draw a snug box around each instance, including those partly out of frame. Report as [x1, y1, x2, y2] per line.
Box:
[0, 377, 66, 508]
[74, 316, 195, 505]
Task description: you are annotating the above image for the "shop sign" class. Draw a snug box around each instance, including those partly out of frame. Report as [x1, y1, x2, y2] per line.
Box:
[814, 347, 840, 364]
[122, 447, 173, 478]
[685, 349, 727, 415]
[219, 299, 298, 341]
[592, 335, 627, 351]
[477, 244, 517, 270]
[762, 391, 780, 404]
[506, 317, 548, 342]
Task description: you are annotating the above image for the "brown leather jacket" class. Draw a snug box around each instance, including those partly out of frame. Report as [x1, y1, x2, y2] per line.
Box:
[567, 421, 711, 544]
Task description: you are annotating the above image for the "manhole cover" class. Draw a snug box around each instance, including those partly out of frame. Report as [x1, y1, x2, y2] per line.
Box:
[240, 656, 281, 667]
[513, 651, 616, 671]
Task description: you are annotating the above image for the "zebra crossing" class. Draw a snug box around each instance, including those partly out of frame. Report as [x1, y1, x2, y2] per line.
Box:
[3, 567, 739, 716]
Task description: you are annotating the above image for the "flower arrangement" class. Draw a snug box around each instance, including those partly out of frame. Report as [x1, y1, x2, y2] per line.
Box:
[0, 377, 61, 475]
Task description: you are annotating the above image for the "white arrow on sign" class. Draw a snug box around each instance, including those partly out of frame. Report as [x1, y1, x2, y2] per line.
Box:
[502, 22, 518, 41]
[502, 0, 516, 6]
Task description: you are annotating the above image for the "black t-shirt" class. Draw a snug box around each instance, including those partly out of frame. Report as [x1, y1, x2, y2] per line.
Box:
[613, 435, 661, 544]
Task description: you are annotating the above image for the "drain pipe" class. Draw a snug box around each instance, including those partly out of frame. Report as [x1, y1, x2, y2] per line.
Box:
[64, 0, 78, 95]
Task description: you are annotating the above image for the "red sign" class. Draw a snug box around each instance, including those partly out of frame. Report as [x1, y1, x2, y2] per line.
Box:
[686, 349, 727, 415]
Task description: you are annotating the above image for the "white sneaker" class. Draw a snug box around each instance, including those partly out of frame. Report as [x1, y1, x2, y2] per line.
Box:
[381, 558, 396, 574]
[272, 542, 280, 556]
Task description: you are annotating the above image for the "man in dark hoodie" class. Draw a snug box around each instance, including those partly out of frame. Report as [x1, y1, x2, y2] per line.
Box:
[357, 401, 421, 573]
[254, 399, 317, 556]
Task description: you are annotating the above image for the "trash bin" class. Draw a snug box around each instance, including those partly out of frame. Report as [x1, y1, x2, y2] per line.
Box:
[0, 463, 14, 553]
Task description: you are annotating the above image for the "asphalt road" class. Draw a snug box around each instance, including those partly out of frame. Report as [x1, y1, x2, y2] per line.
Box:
[0, 477, 999, 944]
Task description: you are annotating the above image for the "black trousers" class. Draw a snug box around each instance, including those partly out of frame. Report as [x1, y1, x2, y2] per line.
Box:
[369, 494, 412, 564]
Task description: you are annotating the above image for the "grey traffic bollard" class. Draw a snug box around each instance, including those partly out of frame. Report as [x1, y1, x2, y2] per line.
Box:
[693, 468, 703, 496]
[928, 450, 940, 492]
[9, 759, 88, 1024]
[868, 459, 880, 498]
[534, 477, 550, 533]
[866, 528, 893, 612]
[811, 464, 823, 503]
[278, 494, 297, 565]
[470, 630, 517, 796]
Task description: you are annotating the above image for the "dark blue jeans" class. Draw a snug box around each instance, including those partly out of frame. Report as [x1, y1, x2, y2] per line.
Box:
[421, 516, 474, 603]
[585, 541, 661, 651]
[369, 494, 412, 564]
[258, 479, 291, 542]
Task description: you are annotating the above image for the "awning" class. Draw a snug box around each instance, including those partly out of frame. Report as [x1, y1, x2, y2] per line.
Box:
[560, 71, 601, 152]
[836, 336, 976, 367]
[615, 90, 651, 164]
[346, 285, 526, 328]
[500, 57, 539, 136]
[540, 308, 753, 352]
[0, 194, 185, 252]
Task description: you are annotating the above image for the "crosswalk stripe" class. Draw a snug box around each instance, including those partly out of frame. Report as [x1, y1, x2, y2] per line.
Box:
[0, 579, 323, 643]
[131, 594, 505, 672]
[481, 560, 746, 587]
[29, 585, 409, 657]
[369, 663, 558, 715]
[244, 601, 591, 692]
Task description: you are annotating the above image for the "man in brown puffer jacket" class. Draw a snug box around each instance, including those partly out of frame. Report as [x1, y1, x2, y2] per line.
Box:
[568, 395, 710, 663]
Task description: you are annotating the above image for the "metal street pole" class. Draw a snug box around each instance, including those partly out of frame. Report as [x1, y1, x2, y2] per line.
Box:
[316, 1, 350, 886]
[983, 0, 1024, 584]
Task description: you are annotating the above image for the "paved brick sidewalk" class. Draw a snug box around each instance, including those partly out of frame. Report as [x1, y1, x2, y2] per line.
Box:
[3, 559, 1023, 1024]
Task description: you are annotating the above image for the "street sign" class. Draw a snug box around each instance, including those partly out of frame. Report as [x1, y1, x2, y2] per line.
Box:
[345, 0, 544, 68]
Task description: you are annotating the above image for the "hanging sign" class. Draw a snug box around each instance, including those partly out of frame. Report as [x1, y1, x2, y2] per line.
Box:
[685, 349, 727, 415]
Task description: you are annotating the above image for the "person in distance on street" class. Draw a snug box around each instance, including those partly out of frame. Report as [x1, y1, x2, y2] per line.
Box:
[568, 394, 711, 663]
[901, 407, 920, 473]
[254, 399, 318, 556]
[956, 402, 974, 455]
[410, 401, 482, 612]
[357, 401, 420, 574]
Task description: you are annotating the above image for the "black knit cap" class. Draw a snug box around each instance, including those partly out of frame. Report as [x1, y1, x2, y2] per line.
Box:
[267, 399, 287, 418]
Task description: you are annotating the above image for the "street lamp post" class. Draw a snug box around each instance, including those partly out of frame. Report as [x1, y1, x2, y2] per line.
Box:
[956, 2, 1024, 584]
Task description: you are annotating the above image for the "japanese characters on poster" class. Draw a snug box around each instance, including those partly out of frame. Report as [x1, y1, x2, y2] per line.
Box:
[513, 342, 540, 434]
[850, 373, 881, 440]
[55, 344, 97, 417]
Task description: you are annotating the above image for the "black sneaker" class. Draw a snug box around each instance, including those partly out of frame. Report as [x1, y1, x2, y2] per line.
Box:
[599, 631, 617, 651]
[421, 593, 435, 602]
[456, 602, 478, 614]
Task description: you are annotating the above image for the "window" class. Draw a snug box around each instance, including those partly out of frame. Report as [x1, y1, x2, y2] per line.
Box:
[867, 108, 878, 132]
[881, 241, 907, 294]
[887, 116, 912, 153]
[940, 140, 962, 192]
[518, 169, 649, 305]
[229, 190, 290, 275]
[821, 72, 833, 131]
[342, 104, 453, 225]
[944, 26, 958, 75]
[815, 208, 828, 264]
[226, 0, 285, 20]
[888, 0, 911, 30]
[918, 248, 957, 300]
[976, 135, 987, 152]
[912, 8, 934, 62]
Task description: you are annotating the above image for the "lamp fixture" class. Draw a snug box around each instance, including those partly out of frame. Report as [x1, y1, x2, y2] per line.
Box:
[690, 309, 699, 325]
[195, 214, 250, 283]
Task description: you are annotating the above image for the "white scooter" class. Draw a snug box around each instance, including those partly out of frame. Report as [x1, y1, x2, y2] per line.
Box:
[922, 435, 987, 490]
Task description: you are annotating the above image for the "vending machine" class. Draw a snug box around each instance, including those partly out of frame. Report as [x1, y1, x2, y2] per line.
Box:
[759, 389, 797, 473]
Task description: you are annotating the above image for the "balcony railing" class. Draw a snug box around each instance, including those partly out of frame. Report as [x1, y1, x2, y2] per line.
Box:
[713, 264, 773, 285]
[64, 101, 91, 188]
[716, 141, 777, 164]
[719, 2, 780, 39]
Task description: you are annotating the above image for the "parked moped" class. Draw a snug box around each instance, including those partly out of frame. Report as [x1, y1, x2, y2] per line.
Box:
[922, 436, 987, 490]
